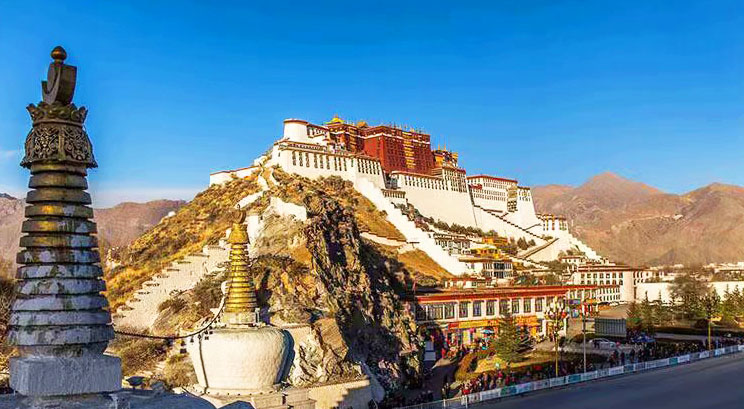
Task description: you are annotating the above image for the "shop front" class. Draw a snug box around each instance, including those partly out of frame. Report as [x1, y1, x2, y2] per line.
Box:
[445, 315, 542, 346]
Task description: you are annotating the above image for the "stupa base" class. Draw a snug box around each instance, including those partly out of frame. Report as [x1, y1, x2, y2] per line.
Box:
[10, 355, 122, 397]
[193, 386, 315, 409]
[0, 390, 218, 409]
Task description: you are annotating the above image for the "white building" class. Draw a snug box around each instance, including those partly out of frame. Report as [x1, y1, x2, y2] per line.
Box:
[568, 260, 652, 303]
[210, 118, 603, 273]
[635, 281, 744, 304]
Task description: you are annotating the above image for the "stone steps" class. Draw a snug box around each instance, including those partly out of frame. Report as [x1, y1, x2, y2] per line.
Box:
[114, 243, 230, 329]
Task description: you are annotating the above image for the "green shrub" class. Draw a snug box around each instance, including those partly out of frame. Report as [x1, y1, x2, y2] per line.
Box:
[116, 338, 168, 376]
[163, 353, 197, 388]
[158, 297, 188, 313]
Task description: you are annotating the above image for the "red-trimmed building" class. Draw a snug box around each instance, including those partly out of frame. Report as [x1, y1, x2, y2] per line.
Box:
[325, 117, 434, 174]
[411, 285, 599, 346]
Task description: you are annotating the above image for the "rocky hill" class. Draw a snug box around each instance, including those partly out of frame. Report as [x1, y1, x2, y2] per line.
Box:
[533, 172, 744, 266]
[0, 193, 184, 275]
[107, 168, 446, 392]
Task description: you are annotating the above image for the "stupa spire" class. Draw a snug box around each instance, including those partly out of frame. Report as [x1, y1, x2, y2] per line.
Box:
[7, 46, 121, 399]
[222, 209, 258, 324]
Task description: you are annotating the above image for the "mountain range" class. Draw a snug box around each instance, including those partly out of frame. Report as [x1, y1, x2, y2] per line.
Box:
[532, 172, 744, 267]
[0, 194, 184, 275]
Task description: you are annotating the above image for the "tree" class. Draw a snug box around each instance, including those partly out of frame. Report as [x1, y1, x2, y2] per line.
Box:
[495, 307, 521, 367]
[517, 237, 529, 250]
[639, 296, 657, 334]
[719, 289, 739, 328]
[669, 274, 709, 319]
[626, 301, 642, 331]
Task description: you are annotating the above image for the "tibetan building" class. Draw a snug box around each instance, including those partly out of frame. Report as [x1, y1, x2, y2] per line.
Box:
[325, 116, 434, 174]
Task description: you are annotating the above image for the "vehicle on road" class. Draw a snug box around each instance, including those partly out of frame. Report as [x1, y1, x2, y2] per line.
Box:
[592, 338, 617, 349]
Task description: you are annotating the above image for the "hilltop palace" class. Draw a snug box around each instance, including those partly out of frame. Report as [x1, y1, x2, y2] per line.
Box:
[211, 118, 600, 276]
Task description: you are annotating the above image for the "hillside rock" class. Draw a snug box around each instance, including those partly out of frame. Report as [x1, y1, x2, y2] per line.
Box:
[149, 173, 421, 392]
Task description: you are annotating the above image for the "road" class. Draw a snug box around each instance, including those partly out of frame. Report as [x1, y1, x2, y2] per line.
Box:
[479, 354, 744, 409]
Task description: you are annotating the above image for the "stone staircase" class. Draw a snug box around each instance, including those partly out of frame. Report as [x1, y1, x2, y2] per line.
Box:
[518, 237, 559, 260]
[113, 170, 273, 331]
[113, 243, 230, 330]
[353, 178, 469, 275]
[482, 208, 545, 241]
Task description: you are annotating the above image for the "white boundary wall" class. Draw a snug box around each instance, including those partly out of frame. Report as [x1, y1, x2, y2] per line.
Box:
[395, 345, 744, 409]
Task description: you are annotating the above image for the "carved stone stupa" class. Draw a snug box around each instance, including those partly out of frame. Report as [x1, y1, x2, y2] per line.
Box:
[7, 46, 122, 398]
[188, 212, 293, 397]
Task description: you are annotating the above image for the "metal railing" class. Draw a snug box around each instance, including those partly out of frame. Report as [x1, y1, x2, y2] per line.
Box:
[395, 345, 744, 409]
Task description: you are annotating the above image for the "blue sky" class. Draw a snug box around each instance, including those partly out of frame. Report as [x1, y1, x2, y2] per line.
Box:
[1, 1, 742, 206]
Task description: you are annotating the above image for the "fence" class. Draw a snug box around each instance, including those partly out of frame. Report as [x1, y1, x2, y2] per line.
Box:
[395, 345, 744, 409]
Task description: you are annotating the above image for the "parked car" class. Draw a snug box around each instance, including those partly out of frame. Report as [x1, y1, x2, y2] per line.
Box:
[630, 334, 656, 344]
[592, 338, 617, 349]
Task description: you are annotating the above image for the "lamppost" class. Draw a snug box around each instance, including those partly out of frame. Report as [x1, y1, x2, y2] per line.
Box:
[546, 300, 569, 377]
[580, 297, 596, 373]
[701, 291, 720, 351]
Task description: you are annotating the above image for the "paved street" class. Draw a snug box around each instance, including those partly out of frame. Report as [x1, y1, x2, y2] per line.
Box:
[479, 354, 744, 409]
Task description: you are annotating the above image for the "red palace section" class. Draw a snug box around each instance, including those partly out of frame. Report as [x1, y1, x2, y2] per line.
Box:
[326, 118, 435, 175]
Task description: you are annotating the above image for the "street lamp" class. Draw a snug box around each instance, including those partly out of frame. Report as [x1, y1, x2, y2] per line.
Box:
[546, 300, 569, 378]
[701, 292, 720, 351]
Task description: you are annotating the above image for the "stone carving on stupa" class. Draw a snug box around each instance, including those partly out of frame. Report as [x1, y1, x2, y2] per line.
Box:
[8, 46, 122, 400]
[1, 46, 218, 409]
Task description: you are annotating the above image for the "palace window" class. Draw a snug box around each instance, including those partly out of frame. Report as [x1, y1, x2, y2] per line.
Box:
[444, 303, 455, 319]
[472, 301, 483, 317]
[486, 300, 495, 316]
[305, 152, 309, 167]
[523, 298, 531, 313]
[535, 297, 543, 312]
[459, 302, 470, 318]
[511, 299, 520, 314]
[298, 152, 303, 166]
[292, 151, 296, 166]
[428, 305, 444, 320]
[313, 154, 318, 168]
[415, 305, 426, 320]
[499, 300, 509, 316]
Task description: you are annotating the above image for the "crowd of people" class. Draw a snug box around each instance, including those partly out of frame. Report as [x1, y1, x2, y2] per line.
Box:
[381, 334, 744, 408]
[457, 335, 744, 397]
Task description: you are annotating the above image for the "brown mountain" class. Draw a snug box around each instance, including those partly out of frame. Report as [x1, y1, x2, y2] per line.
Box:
[94, 200, 187, 248]
[0, 194, 184, 273]
[533, 173, 744, 266]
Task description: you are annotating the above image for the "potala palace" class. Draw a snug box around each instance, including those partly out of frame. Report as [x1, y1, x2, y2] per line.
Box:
[211, 117, 600, 276]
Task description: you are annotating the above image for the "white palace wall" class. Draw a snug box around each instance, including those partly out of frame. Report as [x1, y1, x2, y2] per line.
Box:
[502, 189, 542, 233]
[392, 173, 477, 228]
[472, 207, 538, 242]
[472, 194, 508, 214]
[269, 143, 386, 190]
